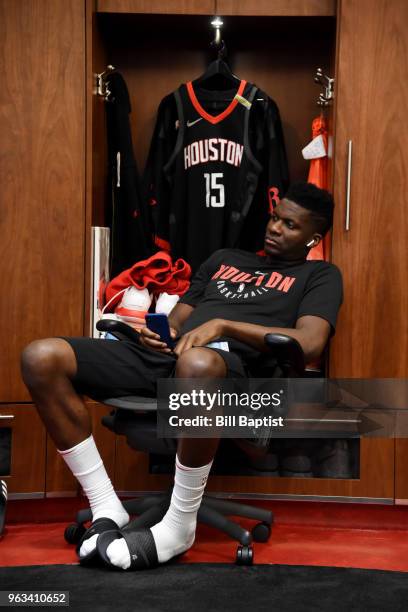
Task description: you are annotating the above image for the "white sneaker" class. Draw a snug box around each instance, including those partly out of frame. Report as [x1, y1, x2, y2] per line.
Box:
[115, 287, 152, 330]
[155, 292, 180, 316]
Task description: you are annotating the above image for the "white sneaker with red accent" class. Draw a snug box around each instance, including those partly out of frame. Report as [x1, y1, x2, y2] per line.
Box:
[155, 292, 180, 316]
[115, 287, 152, 330]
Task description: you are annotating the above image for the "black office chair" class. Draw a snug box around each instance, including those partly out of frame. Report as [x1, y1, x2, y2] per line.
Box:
[64, 319, 306, 565]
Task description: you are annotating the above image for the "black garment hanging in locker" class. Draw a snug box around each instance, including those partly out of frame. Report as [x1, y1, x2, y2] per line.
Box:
[105, 72, 152, 278]
[143, 79, 289, 272]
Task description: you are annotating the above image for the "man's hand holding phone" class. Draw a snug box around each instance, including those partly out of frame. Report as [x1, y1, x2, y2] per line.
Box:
[139, 313, 178, 354]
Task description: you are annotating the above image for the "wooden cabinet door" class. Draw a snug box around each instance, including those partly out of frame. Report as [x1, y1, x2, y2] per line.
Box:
[0, 0, 86, 402]
[0, 405, 46, 496]
[330, 0, 408, 378]
[330, 0, 408, 503]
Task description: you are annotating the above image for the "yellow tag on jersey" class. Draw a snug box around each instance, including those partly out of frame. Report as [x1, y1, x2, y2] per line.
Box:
[234, 94, 252, 109]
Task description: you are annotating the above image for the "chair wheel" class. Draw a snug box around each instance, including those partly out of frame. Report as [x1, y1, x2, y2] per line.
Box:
[64, 523, 86, 544]
[236, 545, 253, 566]
[251, 521, 271, 543]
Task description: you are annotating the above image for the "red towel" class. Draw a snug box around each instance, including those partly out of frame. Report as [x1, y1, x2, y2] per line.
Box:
[307, 115, 329, 262]
[104, 252, 191, 312]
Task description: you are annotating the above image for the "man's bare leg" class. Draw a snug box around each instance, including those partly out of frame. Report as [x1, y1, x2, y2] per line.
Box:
[106, 347, 225, 569]
[177, 437, 220, 467]
[21, 339, 90, 448]
[21, 339, 129, 558]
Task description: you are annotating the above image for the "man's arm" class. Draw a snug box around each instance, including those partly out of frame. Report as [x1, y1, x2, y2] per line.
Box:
[174, 315, 330, 362]
[222, 315, 330, 361]
[168, 302, 194, 334]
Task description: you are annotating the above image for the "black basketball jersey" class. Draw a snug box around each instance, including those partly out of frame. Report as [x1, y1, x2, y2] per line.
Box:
[166, 81, 263, 271]
[145, 80, 289, 272]
[105, 72, 152, 276]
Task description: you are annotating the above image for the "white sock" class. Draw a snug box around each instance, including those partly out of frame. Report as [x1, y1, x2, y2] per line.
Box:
[106, 455, 212, 569]
[58, 435, 129, 557]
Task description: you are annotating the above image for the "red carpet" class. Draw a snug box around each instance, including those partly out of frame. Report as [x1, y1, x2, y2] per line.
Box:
[1, 498, 408, 571]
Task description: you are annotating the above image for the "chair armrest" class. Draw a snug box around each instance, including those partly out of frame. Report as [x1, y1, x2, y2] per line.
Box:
[96, 319, 141, 344]
[264, 333, 305, 377]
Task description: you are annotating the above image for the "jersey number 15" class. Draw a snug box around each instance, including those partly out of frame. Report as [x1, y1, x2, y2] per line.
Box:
[204, 172, 225, 208]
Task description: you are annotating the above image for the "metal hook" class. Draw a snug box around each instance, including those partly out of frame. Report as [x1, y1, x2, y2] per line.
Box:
[314, 67, 334, 106]
[95, 65, 116, 100]
[210, 16, 224, 56]
[317, 94, 329, 107]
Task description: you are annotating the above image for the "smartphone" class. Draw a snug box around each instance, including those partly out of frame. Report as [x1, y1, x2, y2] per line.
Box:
[145, 313, 175, 349]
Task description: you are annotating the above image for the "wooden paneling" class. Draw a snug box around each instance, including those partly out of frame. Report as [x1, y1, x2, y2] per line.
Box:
[115, 438, 394, 499]
[218, 0, 336, 17]
[97, 0, 336, 16]
[90, 7, 109, 230]
[0, 404, 46, 495]
[97, 0, 215, 14]
[395, 439, 408, 504]
[0, 0, 86, 401]
[45, 401, 116, 496]
[330, 0, 408, 377]
[114, 437, 157, 491]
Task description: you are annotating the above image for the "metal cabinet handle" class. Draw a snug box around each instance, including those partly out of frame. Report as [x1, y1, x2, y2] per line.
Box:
[0, 415, 15, 420]
[345, 140, 352, 231]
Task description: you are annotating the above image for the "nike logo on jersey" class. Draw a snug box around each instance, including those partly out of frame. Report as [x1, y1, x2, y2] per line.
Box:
[187, 118, 203, 127]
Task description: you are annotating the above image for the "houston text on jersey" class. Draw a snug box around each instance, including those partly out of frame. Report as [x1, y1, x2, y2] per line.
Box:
[184, 138, 244, 169]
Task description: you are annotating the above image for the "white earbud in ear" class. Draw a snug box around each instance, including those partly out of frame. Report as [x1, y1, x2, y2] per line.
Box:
[306, 240, 315, 248]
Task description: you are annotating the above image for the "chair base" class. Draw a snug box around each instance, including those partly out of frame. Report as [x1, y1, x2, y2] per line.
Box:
[65, 493, 273, 565]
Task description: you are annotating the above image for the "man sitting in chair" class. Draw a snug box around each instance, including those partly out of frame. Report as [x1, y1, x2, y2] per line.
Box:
[21, 182, 342, 571]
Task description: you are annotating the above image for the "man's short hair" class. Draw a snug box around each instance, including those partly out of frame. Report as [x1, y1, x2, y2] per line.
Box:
[284, 182, 334, 237]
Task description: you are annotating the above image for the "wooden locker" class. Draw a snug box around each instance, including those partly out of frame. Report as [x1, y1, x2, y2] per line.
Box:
[88, 1, 397, 501]
[330, 0, 408, 379]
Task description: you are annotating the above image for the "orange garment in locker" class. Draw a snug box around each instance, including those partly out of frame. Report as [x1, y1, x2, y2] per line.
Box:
[306, 115, 330, 262]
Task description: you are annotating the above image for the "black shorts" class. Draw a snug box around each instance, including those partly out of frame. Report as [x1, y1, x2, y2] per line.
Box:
[62, 337, 248, 401]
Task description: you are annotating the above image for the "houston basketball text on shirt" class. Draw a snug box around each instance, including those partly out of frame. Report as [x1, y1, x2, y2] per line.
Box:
[212, 263, 296, 299]
[184, 138, 244, 170]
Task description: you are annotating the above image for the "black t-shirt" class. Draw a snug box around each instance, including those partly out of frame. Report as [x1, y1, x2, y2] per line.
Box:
[179, 248, 343, 361]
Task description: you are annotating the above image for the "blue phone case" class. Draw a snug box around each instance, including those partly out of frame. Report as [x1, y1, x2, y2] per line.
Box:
[145, 313, 175, 349]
